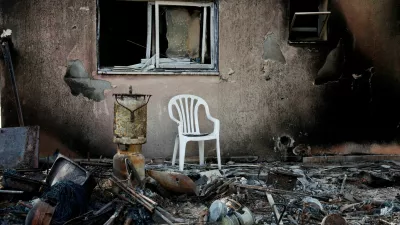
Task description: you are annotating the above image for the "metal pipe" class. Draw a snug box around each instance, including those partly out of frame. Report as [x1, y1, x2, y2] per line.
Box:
[110, 177, 154, 211]
[137, 192, 157, 206]
[94, 199, 116, 216]
[0, 190, 24, 194]
[103, 204, 124, 225]
[1, 41, 24, 126]
[110, 176, 180, 225]
[117, 194, 136, 206]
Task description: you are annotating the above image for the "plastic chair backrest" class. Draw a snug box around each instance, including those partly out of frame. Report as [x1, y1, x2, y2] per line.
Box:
[168, 95, 210, 135]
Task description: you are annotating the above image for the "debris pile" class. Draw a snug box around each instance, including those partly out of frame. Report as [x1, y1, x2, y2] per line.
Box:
[2, 154, 400, 224]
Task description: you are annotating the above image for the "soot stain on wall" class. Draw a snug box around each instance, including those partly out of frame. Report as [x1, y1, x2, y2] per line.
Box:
[64, 60, 111, 102]
[305, 0, 400, 147]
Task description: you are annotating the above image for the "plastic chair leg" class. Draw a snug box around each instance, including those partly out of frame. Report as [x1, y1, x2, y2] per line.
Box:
[171, 135, 179, 166]
[216, 138, 221, 170]
[198, 141, 205, 165]
[179, 139, 187, 171]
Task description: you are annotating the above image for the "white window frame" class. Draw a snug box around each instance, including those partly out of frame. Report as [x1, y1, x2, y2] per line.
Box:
[97, 0, 219, 75]
[288, 0, 331, 44]
[289, 12, 331, 41]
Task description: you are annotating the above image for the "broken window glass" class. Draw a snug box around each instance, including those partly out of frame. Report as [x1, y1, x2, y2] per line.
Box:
[97, 0, 218, 74]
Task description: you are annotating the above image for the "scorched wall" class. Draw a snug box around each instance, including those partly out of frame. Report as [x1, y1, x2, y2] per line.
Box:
[1, 0, 399, 160]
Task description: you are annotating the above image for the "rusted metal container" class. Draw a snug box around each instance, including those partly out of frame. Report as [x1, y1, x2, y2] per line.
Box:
[113, 145, 145, 181]
[113, 88, 151, 145]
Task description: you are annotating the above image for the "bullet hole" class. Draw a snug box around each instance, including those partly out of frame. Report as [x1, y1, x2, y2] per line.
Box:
[280, 136, 292, 146]
[274, 135, 295, 161]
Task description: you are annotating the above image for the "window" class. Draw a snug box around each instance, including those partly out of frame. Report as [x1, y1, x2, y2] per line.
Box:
[97, 0, 218, 75]
[288, 0, 330, 44]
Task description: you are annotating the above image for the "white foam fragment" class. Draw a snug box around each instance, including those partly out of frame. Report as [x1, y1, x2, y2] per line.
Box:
[1, 29, 12, 38]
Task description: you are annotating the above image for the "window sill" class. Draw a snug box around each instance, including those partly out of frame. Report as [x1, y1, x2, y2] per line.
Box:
[98, 69, 220, 76]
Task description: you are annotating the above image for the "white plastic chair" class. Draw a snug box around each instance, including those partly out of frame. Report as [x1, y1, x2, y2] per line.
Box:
[168, 95, 221, 171]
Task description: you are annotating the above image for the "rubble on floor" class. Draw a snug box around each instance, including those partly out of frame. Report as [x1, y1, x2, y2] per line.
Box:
[2, 155, 400, 224]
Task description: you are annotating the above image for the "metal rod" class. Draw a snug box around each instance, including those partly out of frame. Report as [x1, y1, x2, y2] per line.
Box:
[1, 41, 24, 126]
[110, 178, 181, 224]
[294, 11, 331, 16]
[117, 194, 137, 206]
[210, 3, 215, 68]
[138, 192, 157, 206]
[155, 1, 212, 7]
[201, 6, 207, 64]
[103, 204, 124, 225]
[266, 193, 284, 225]
[110, 176, 154, 211]
[79, 161, 112, 167]
[155, 2, 160, 68]
[273, 203, 287, 225]
[154, 209, 174, 225]
[110, 175, 179, 225]
[125, 187, 154, 209]
[0, 190, 24, 194]
[125, 158, 142, 186]
[235, 183, 309, 196]
[94, 199, 116, 216]
[146, 3, 152, 59]
[0, 168, 45, 174]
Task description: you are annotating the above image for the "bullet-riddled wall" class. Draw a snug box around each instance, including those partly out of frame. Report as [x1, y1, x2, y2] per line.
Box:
[0, 0, 399, 159]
